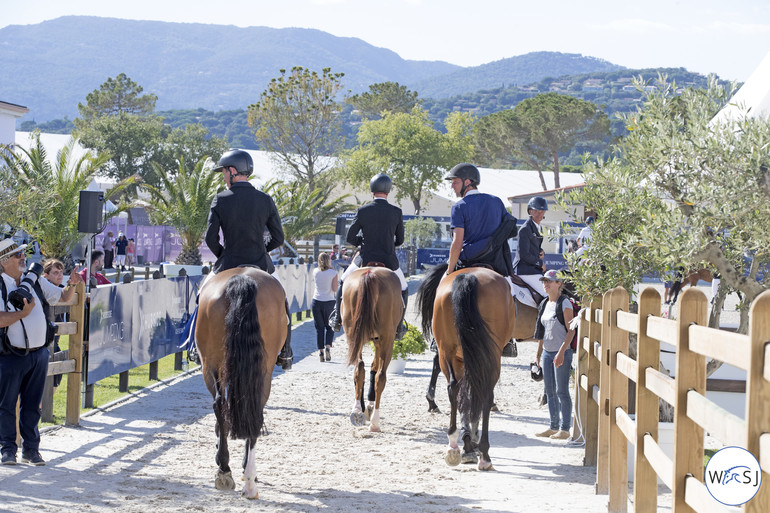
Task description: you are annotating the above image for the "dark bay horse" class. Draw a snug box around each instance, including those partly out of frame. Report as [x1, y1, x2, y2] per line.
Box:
[196, 267, 287, 499]
[417, 263, 517, 470]
[342, 266, 403, 432]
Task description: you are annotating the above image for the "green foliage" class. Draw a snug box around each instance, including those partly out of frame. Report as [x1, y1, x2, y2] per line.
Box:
[248, 67, 346, 189]
[151, 123, 229, 185]
[0, 132, 136, 260]
[76, 72, 157, 118]
[261, 179, 352, 246]
[142, 157, 222, 264]
[347, 82, 421, 120]
[392, 322, 428, 359]
[564, 75, 769, 331]
[340, 108, 474, 214]
[404, 217, 438, 248]
[475, 93, 609, 189]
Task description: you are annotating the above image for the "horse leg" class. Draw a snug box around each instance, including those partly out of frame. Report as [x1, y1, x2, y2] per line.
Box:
[241, 438, 259, 499]
[459, 398, 479, 465]
[369, 358, 388, 433]
[445, 369, 462, 466]
[213, 385, 235, 490]
[477, 395, 495, 471]
[365, 369, 376, 421]
[350, 360, 366, 426]
[426, 353, 441, 413]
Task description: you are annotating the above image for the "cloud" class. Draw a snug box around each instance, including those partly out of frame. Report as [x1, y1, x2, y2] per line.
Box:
[592, 18, 675, 33]
[694, 21, 770, 35]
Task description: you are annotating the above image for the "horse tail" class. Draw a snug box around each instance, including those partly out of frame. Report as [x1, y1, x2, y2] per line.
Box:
[417, 262, 448, 339]
[451, 273, 497, 421]
[347, 269, 379, 366]
[223, 274, 265, 440]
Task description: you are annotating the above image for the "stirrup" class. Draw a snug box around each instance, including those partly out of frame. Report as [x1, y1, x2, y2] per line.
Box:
[395, 321, 407, 340]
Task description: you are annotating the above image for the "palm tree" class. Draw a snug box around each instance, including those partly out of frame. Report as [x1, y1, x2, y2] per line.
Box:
[0, 132, 136, 260]
[144, 157, 221, 265]
[262, 179, 352, 255]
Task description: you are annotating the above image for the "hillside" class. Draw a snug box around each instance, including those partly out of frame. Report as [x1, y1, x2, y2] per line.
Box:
[409, 51, 623, 98]
[1, 17, 629, 123]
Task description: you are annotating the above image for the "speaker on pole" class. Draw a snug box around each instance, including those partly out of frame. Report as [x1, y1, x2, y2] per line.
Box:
[78, 190, 104, 233]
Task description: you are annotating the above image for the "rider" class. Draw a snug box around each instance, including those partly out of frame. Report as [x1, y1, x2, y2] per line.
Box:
[185, 149, 293, 368]
[512, 196, 548, 307]
[329, 173, 408, 339]
[575, 215, 594, 259]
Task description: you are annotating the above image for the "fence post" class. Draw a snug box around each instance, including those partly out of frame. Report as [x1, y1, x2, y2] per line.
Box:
[596, 288, 614, 494]
[634, 287, 662, 513]
[745, 290, 770, 513]
[149, 360, 159, 381]
[65, 282, 86, 426]
[672, 288, 707, 513]
[608, 286, 629, 513]
[573, 300, 588, 443]
[583, 298, 602, 467]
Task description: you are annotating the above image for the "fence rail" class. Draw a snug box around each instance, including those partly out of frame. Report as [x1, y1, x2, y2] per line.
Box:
[576, 286, 770, 512]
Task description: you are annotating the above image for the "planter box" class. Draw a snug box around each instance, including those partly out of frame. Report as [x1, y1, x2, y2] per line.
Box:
[387, 357, 407, 374]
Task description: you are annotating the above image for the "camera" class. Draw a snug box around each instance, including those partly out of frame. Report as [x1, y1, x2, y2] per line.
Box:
[8, 262, 44, 310]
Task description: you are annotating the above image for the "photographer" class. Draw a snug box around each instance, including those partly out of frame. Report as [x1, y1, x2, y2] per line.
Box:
[0, 239, 82, 466]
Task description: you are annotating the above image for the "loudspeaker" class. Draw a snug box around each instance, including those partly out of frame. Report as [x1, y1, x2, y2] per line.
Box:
[335, 217, 346, 236]
[78, 190, 104, 233]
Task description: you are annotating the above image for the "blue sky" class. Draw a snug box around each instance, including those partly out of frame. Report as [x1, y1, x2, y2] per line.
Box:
[3, 0, 769, 81]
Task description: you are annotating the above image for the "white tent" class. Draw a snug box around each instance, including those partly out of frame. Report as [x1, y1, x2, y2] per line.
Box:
[711, 50, 770, 124]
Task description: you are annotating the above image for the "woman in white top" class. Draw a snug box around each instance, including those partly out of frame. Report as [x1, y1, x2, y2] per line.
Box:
[312, 252, 338, 362]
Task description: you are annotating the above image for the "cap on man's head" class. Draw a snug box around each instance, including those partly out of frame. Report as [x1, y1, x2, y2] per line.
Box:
[539, 269, 563, 282]
[0, 238, 27, 260]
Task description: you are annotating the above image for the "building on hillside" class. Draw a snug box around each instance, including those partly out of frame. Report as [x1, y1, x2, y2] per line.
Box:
[1, 100, 29, 151]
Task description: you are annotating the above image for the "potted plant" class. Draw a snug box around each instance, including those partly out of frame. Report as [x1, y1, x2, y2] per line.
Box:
[388, 322, 428, 374]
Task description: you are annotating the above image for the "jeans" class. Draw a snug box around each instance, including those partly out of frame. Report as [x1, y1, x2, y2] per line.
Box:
[541, 348, 573, 431]
[0, 348, 49, 454]
[311, 299, 335, 350]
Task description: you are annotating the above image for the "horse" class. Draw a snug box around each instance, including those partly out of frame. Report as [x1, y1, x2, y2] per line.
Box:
[668, 268, 714, 304]
[341, 265, 403, 432]
[422, 270, 539, 413]
[195, 267, 287, 499]
[416, 263, 518, 470]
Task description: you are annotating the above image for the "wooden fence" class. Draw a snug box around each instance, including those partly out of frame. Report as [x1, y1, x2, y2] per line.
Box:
[576, 286, 770, 512]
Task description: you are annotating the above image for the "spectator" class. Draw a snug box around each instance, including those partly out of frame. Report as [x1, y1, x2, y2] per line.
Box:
[79, 251, 111, 288]
[42, 258, 82, 392]
[312, 252, 338, 362]
[331, 244, 339, 260]
[533, 270, 575, 440]
[0, 238, 81, 466]
[575, 216, 594, 259]
[121, 274, 133, 284]
[114, 233, 128, 271]
[126, 238, 136, 268]
[102, 231, 115, 269]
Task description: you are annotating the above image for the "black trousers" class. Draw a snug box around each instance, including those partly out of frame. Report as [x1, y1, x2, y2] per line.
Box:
[311, 299, 335, 350]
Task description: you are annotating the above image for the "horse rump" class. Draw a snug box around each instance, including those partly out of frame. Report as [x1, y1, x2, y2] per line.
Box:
[224, 274, 265, 440]
[451, 273, 498, 421]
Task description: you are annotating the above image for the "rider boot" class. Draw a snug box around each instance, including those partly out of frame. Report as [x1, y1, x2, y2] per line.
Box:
[330, 280, 344, 332]
[276, 300, 293, 370]
[395, 289, 409, 340]
[502, 339, 518, 357]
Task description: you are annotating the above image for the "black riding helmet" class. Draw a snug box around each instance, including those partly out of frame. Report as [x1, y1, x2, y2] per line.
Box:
[527, 196, 549, 212]
[370, 173, 392, 194]
[444, 163, 481, 185]
[214, 149, 254, 176]
[530, 362, 543, 382]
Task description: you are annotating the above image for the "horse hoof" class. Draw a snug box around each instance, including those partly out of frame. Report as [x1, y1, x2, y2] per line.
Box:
[478, 460, 495, 471]
[369, 424, 381, 433]
[461, 451, 479, 465]
[490, 403, 500, 413]
[350, 411, 366, 427]
[215, 471, 235, 490]
[241, 484, 259, 499]
[445, 448, 461, 466]
[428, 404, 441, 414]
[365, 405, 374, 422]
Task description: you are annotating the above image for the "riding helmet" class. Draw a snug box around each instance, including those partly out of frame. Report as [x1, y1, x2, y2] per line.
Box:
[370, 173, 393, 194]
[527, 196, 549, 212]
[444, 163, 481, 185]
[530, 362, 543, 382]
[585, 216, 595, 225]
[214, 149, 254, 176]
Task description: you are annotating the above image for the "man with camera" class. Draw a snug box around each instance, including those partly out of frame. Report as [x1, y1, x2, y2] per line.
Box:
[0, 238, 82, 466]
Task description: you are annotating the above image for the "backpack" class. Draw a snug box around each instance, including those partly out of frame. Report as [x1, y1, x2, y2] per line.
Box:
[538, 293, 580, 350]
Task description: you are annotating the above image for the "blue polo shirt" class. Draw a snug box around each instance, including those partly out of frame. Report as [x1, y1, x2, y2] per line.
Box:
[450, 191, 508, 260]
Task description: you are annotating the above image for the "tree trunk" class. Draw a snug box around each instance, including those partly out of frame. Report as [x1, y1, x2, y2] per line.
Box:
[534, 164, 547, 191]
[551, 150, 560, 189]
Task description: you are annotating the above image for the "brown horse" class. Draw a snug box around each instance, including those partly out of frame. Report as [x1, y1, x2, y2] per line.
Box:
[342, 266, 403, 432]
[417, 263, 522, 470]
[195, 267, 287, 499]
[668, 268, 714, 304]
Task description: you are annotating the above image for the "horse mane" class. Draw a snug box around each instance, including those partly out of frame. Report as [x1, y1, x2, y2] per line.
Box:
[416, 263, 448, 340]
[223, 274, 265, 440]
[451, 273, 498, 421]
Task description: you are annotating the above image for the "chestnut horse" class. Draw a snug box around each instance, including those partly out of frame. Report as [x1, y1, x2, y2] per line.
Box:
[669, 268, 714, 304]
[342, 266, 403, 432]
[417, 263, 519, 470]
[196, 267, 287, 499]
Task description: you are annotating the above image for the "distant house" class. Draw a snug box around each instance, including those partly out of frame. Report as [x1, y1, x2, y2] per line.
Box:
[0, 100, 29, 150]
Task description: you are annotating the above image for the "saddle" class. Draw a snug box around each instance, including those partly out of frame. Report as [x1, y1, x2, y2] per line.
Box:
[510, 275, 545, 305]
[365, 261, 387, 268]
